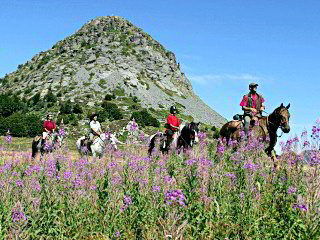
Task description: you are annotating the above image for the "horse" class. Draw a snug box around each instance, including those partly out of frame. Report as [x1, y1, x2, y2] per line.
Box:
[76, 132, 124, 159]
[148, 121, 200, 156]
[219, 103, 291, 158]
[31, 132, 64, 159]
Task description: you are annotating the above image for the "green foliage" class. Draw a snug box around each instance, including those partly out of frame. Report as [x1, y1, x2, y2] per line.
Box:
[60, 100, 73, 114]
[0, 94, 26, 117]
[0, 74, 9, 86]
[30, 92, 41, 106]
[131, 109, 160, 127]
[73, 104, 83, 114]
[44, 89, 57, 103]
[104, 94, 116, 101]
[37, 55, 51, 69]
[0, 113, 42, 137]
[212, 128, 220, 139]
[112, 87, 125, 96]
[0, 125, 319, 238]
[100, 101, 123, 121]
[132, 96, 139, 103]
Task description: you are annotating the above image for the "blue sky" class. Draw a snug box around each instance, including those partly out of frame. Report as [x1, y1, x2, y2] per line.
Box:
[1, 0, 319, 152]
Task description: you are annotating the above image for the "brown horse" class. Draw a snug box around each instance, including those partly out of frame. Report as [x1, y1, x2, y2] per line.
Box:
[219, 103, 291, 158]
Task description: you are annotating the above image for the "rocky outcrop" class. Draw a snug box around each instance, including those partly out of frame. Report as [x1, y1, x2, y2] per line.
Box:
[0, 16, 227, 127]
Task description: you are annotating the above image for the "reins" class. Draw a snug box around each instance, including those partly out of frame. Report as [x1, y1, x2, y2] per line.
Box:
[261, 110, 284, 138]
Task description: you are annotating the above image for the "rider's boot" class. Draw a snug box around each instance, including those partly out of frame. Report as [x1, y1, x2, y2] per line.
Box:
[87, 140, 92, 152]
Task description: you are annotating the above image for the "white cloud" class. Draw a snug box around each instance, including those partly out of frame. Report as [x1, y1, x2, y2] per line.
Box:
[188, 73, 262, 85]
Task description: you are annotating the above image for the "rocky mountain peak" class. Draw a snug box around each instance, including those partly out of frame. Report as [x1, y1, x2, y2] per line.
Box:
[0, 16, 226, 127]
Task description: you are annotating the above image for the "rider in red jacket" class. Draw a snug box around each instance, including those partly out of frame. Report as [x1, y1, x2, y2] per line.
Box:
[164, 106, 180, 148]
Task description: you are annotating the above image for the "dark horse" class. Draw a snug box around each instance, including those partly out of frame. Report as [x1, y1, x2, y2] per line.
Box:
[32, 133, 64, 159]
[219, 103, 291, 158]
[148, 121, 200, 156]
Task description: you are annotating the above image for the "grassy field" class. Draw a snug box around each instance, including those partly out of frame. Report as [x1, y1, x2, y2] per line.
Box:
[0, 131, 319, 239]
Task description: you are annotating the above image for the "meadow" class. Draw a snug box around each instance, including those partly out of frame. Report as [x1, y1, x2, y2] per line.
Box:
[0, 122, 319, 239]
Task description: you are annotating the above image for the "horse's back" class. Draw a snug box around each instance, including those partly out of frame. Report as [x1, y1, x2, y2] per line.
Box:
[220, 120, 241, 137]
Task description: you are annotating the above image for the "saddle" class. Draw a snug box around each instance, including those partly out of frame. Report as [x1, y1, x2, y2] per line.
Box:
[80, 137, 92, 152]
[232, 114, 268, 136]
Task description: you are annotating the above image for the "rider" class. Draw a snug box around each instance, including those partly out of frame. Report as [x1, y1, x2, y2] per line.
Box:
[240, 82, 265, 138]
[164, 106, 180, 148]
[43, 113, 56, 141]
[88, 113, 102, 150]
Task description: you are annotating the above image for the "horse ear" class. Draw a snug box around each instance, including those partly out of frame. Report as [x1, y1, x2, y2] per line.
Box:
[197, 122, 200, 126]
[286, 103, 290, 109]
[280, 103, 283, 108]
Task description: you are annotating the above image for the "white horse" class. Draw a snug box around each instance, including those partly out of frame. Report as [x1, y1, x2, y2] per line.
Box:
[76, 133, 124, 158]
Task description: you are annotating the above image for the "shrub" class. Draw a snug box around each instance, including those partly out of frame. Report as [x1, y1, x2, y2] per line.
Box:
[101, 101, 123, 121]
[45, 90, 57, 103]
[131, 109, 160, 128]
[212, 128, 220, 139]
[0, 113, 43, 137]
[73, 104, 83, 114]
[0, 94, 26, 117]
[60, 100, 73, 114]
[132, 96, 139, 103]
[104, 94, 116, 101]
[31, 92, 41, 106]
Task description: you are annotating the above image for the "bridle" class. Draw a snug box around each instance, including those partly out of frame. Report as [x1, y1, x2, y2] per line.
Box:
[263, 108, 289, 138]
[179, 124, 198, 148]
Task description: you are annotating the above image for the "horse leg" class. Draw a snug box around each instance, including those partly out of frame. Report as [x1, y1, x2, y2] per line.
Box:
[31, 141, 38, 159]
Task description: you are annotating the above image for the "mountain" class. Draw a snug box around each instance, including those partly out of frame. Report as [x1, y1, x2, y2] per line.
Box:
[0, 16, 227, 127]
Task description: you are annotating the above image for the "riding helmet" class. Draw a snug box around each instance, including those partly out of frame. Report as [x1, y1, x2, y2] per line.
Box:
[170, 106, 177, 114]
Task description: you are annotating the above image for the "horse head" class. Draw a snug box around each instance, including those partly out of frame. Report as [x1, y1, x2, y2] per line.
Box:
[272, 103, 291, 133]
[183, 121, 200, 146]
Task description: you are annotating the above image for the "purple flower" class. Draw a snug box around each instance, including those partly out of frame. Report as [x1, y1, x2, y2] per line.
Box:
[287, 186, 297, 195]
[121, 195, 132, 211]
[114, 231, 121, 238]
[64, 171, 72, 180]
[12, 202, 27, 222]
[59, 128, 65, 136]
[24, 168, 33, 176]
[152, 186, 160, 193]
[124, 195, 132, 205]
[216, 144, 224, 154]
[5, 135, 12, 144]
[164, 190, 186, 206]
[224, 173, 236, 180]
[32, 165, 41, 173]
[240, 130, 245, 138]
[140, 133, 145, 141]
[90, 185, 97, 190]
[32, 178, 41, 192]
[292, 203, 308, 211]
[244, 161, 258, 171]
[185, 158, 196, 166]
[303, 140, 310, 148]
[16, 180, 23, 187]
[240, 193, 244, 200]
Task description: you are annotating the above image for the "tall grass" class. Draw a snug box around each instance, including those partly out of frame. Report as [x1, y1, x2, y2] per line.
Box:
[0, 122, 319, 239]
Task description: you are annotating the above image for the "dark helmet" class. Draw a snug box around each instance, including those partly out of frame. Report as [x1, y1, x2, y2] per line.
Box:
[249, 82, 258, 88]
[170, 106, 177, 114]
[90, 112, 99, 121]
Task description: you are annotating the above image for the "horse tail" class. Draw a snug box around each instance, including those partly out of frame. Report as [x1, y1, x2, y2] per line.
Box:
[76, 137, 85, 155]
[148, 133, 157, 156]
[32, 139, 41, 158]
